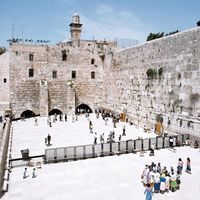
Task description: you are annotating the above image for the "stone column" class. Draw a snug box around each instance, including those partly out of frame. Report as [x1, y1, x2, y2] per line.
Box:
[39, 79, 49, 117]
[67, 80, 75, 114]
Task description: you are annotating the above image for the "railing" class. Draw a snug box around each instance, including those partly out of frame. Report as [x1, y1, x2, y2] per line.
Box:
[0, 118, 11, 197]
[45, 134, 190, 164]
[9, 155, 45, 168]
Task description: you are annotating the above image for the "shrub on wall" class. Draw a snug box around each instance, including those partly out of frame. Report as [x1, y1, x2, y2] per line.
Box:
[0, 47, 6, 55]
[146, 68, 157, 79]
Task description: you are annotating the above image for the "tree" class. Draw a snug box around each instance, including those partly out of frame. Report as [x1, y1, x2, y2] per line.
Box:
[146, 32, 164, 41]
[165, 30, 179, 36]
[0, 47, 6, 55]
[197, 20, 200, 26]
[146, 30, 179, 41]
[146, 68, 157, 79]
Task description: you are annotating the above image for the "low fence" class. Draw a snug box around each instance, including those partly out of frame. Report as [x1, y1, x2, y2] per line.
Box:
[0, 118, 11, 197]
[45, 134, 190, 164]
[9, 155, 44, 168]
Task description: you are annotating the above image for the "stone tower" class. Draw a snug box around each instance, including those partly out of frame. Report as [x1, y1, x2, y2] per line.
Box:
[69, 13, 82, 40]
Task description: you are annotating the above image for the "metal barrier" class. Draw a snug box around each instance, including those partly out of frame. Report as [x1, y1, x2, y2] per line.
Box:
[9, 155, 44, 168]
[103, 143, 111, 156]
[135, 140, 142, 151]
[111, 142, 119, 154]
[94, 144, 102, 157]
[127, 140, 134, 153]
[43, 134, 192, 164]
[85, 145, 94, 158]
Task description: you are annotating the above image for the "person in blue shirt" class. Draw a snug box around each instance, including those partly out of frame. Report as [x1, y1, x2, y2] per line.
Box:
[144, 183, 153, 200]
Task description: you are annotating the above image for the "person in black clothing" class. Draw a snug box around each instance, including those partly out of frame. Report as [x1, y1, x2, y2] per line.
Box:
[47, 134, 51, 146]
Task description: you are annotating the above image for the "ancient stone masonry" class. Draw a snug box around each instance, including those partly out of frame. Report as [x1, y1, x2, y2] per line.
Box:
[4, 14, 117, 117]
[104, 27, 200, 136]
[0, 13, 200, 136]
[0, 52, 10, 112]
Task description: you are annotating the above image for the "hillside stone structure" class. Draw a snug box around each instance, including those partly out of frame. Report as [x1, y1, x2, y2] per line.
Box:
[0, 13, 200, 136]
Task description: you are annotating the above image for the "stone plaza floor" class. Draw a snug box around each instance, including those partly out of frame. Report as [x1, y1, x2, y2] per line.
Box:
[2, 114, 200, 200]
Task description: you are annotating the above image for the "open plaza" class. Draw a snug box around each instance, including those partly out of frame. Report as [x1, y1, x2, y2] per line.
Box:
[0, 114, 199, 200]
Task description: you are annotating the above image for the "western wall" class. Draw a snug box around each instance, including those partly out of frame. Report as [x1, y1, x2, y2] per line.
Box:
[103, 27, 200, 136]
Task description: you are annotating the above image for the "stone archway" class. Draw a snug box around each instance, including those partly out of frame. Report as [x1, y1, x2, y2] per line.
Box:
[20, 110, 36, 118]
[76, 104, 92, 114]
[49, 109, 63, 116]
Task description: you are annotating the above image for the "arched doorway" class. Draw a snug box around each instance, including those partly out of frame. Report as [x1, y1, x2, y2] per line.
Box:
[20, 110, 36, 118]
[76, 104, 92, 114]
[49, 109, 63, 116]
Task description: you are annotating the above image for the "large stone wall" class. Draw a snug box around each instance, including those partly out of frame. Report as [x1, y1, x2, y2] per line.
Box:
[104, 27, 200, 136]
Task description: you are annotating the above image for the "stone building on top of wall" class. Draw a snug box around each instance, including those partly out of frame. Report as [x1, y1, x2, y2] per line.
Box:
[1, 13, 117, 118]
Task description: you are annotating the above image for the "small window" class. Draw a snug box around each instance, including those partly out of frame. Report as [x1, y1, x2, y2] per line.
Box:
[53, 71, 57, 78]
[91, 58, 95, 65]
[62, 50, 67, 61]
[16, 51, 18, 56]
[72, 71, 76, 79]
[3, 78, 7, 83]
[29, 69, 34, 77]
[29, 54, 33, 61]
[91, 71, 95, 79]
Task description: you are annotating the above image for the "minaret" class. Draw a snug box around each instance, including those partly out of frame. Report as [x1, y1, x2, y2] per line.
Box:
[69, 13, 82, 41]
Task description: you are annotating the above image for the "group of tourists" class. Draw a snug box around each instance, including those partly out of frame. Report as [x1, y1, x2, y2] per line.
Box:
[142, 157, 192, 200]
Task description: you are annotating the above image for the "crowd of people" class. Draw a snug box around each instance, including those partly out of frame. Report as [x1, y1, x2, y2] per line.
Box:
[142, 158, 192, 200]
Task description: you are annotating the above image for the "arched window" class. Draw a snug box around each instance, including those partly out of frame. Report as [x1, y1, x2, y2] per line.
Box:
[62, 50, 67, 61]
[29, 53, 33, 61]
[91, 58, 95, 65]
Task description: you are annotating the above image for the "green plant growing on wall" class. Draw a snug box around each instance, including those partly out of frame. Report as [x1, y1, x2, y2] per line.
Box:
[0, 47, 6, 55]
[146, 68, 157, 79]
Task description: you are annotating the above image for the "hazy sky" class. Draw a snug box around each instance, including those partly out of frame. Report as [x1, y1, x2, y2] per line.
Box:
[0, 0, 200, 47]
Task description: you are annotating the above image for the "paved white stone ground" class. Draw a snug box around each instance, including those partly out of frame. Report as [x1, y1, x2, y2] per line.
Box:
[2, 114, 200, 200]
[10, 114, 156, 158]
